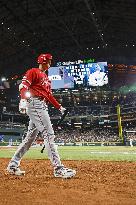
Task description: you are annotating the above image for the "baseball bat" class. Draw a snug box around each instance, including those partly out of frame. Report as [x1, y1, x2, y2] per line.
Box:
[40, 109, 69, 153]
[41, 145, 45, 153]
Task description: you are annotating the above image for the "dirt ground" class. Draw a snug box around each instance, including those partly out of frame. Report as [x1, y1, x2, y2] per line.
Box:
[0, 159, 135, 205]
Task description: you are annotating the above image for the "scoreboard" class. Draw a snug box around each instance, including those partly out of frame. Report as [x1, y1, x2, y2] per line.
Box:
[48, 62, 108, 89]
[65, 62, 108, 86]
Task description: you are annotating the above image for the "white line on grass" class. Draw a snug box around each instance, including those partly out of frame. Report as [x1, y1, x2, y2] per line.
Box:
[90, 151, 136, 155]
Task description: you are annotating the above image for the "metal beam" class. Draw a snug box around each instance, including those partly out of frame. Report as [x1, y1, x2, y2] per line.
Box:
[84, 0, 105, 46]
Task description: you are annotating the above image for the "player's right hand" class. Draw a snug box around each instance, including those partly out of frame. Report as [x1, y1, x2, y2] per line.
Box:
[19, 99, 27, 114]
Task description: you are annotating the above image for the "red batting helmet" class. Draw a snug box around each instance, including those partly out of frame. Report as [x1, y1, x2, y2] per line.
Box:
[37, 53, 52, 64]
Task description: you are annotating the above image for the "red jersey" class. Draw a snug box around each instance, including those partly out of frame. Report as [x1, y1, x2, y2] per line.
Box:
[19, 68, 61, 109]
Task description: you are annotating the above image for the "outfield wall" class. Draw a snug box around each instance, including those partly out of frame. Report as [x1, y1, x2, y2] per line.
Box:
[0, 140, 135, 147]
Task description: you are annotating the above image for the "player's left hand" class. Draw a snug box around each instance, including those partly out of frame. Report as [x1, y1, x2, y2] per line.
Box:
[59, 106, 66, 115]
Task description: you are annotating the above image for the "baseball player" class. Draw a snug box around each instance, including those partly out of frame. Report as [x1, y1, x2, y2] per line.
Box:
[89, 63, 108, 86]
[7, 53, 76, 179]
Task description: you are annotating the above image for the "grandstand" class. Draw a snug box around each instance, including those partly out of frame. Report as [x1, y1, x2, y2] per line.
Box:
[1, 64, 136, 147]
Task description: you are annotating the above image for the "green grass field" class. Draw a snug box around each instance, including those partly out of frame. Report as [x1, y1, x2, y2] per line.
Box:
[0, 146, 136, 161]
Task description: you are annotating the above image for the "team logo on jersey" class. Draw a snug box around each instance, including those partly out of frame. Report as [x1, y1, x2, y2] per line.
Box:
[40, 77, 51, 92]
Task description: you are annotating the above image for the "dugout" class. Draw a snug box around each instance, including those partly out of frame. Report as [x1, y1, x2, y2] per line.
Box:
[0, 127, 25, 146]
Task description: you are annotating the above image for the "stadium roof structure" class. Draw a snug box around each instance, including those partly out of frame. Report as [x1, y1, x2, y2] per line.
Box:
[0, 0, 136, 76]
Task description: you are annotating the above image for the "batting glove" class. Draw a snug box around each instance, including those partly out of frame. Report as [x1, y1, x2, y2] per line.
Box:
[19, 99, 27, 114]
[59, 106, 66, 115]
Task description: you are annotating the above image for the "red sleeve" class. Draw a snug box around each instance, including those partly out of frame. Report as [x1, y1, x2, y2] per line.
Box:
[19, 69, 36, 99]
[47, 94, 61, 109]
[20, 87, 27, 99]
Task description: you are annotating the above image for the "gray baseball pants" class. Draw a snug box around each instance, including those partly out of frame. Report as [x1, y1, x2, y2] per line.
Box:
[8, 97, 62, 168]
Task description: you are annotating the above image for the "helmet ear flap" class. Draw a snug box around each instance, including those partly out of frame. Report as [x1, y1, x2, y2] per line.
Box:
[37, 53, 52, 64]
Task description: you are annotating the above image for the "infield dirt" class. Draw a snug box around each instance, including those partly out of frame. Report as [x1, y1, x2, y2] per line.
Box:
[0, 159, 135, 205]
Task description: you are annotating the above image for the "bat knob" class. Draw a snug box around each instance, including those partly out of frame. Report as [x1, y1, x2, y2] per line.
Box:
[40, 145, 45, 153]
